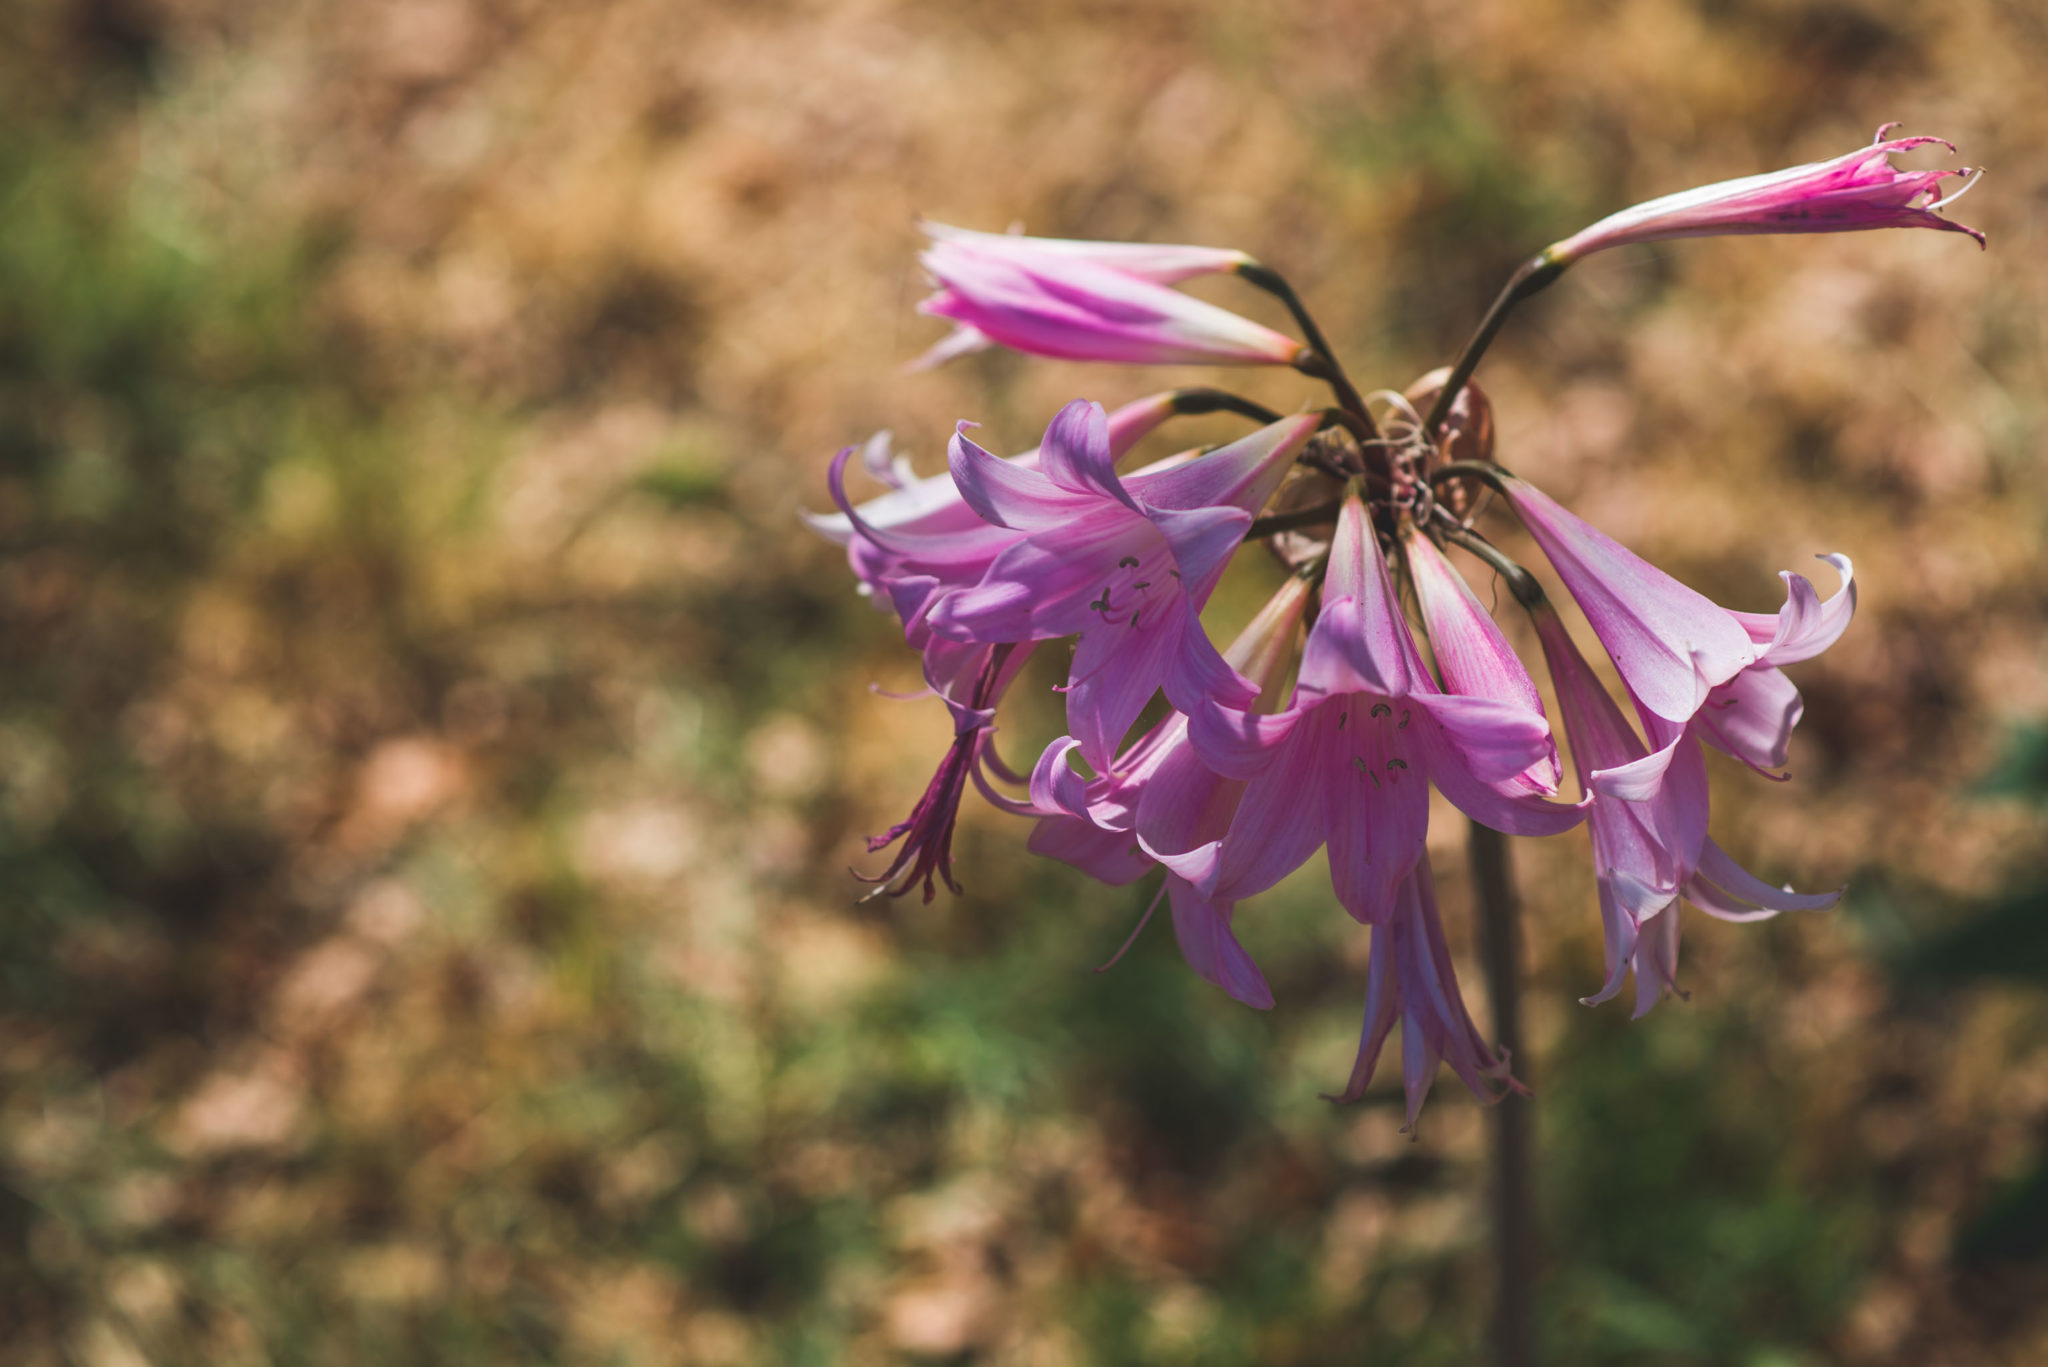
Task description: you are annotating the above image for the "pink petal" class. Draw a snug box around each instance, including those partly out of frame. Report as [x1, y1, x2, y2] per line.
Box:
[1323, 699, 1432, 924]
[1027, 815, 1152, 885]
[1064, 599, 1189, 774]
[1205, 718, 1330, 901]
[928, 511, 1152, 643]
[1732, 554, 1856, 667]
[1028, 736, 1096, 822]
[1149, 503, 1255, 593]
[1696, 666, 1803, 774]
[1407, 529, 1551, 723]
[1687, 837, 1841, 917]
[1630, 906, 1681, 1019]
[1506, 477, 1756, 724]
[1186, 694, 1304, 781]
[1131, 413, 1323, 514]
[1167, 879, 1274, 1009]
[920, 222, 1255, 284]
[1297, 495, 1421, 700]
[920, 243, 1307, 367]
[1580, 882, 1643, 1007]
[946, 425, 1088, 531]
[1037, 400, 1141, 512]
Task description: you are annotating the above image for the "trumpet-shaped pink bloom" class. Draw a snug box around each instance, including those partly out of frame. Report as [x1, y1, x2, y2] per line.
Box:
[1028, 573, 1314, 1009]
[1334, 861, 1524, 1126]
[1531, 601, 1840, 1015]
[1176, 494, 1583, 929]
[918, 231, 1307, 369]
[930, 402, 1320, 773]
[1548, 124, 1984, 264]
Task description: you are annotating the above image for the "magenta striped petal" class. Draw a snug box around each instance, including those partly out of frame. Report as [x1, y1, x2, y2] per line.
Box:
[1506, 476, 1757, 724]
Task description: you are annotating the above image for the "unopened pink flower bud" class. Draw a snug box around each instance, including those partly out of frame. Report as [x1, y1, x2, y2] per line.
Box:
[1547, 124, 1984, 266]
[914, 227, 1308, 369]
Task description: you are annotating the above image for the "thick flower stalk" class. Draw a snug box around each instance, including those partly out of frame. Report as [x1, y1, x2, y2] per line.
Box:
[812, 124, 1978, 1120]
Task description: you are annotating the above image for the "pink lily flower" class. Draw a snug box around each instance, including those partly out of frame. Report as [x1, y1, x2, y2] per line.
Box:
[815, 397, 1310, 901]
[1332, 860, 1525, 1126]
[1547, 124, 1984, 265]
[929, 401, 1321, 774]
[1531, 601, 1841, 1015]
[917, 230, 1308, 369]
[1176, 493, 1584, 926]
[1028, 572, 1315, 1009]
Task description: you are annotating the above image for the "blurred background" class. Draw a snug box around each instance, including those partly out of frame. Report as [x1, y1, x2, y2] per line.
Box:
[2, 0, 2044, 1362]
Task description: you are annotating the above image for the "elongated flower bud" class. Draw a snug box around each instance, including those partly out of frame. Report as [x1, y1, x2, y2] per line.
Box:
[916, 234, 1307, 368]
[1547, 124, 1984, 265]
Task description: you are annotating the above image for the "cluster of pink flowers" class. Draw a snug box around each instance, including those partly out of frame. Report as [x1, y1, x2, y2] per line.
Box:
[809, 128, 1981, 1125]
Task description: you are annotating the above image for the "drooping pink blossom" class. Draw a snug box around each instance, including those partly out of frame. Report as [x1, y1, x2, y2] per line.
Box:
[1175, 493, 1584, 926]
[1547, 124, 1984, 264]
[917, 230, 1307, 369]
[1333, 860, 1525, 1127]
[930, 402, 1321, 773]
[1530, 600, 1840, 1015]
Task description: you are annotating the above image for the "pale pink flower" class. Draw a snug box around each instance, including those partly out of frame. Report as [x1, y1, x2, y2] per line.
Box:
[1531, 597, 1842, 1016]
[1548, 124, 1983, 264]
[1175, 494, 1583, 923]
[916, 229, 1306, 369]
[1333, 860, 1525, 1127]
